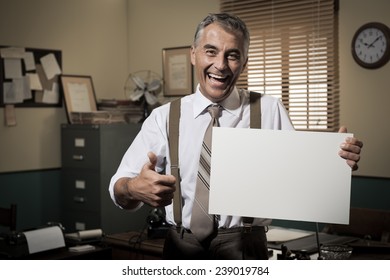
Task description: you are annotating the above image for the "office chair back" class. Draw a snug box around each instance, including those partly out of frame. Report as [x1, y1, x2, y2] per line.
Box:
[0, 204, 17, 231]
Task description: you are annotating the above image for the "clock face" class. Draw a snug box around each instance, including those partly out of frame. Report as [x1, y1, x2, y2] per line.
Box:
[352, 22, 390, 69]
[354, 28, 386, 63]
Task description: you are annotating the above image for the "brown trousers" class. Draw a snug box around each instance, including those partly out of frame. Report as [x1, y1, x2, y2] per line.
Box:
[163, 226, 268, 260]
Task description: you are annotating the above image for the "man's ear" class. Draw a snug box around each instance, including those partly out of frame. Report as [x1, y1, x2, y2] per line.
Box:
[241, 57, 248, 73]
[190, 45, 196, 66]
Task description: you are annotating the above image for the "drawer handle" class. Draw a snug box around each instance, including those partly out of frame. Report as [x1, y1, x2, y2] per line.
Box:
[72, 155, 84, 161]
[73, 196, 85, 203]
[75, 180, 86, 190]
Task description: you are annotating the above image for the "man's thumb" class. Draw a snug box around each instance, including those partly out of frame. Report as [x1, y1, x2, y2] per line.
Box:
[338, 126, 347, 133]
[147, 152, 157, 170]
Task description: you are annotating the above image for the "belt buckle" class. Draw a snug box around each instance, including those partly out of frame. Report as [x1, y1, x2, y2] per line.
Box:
[243, 223, 252, 233]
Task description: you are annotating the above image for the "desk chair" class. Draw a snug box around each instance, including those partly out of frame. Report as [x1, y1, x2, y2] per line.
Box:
[0, 204, 17, 231]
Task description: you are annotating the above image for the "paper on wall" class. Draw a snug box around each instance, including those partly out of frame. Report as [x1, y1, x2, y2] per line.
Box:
[4, 58, 23, 79]
[40, 53, 61, 80]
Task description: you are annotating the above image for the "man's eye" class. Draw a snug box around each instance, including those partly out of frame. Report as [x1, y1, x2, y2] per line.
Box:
[228, 54, 240, 61]
[206, 49, 217, 56]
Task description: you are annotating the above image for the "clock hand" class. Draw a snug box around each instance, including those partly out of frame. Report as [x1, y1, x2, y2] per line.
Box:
[368, 35, 382, 48]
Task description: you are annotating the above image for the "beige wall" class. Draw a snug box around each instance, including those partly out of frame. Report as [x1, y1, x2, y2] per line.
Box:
[0, 0, 218, 172]
[126, 0, 219, 100]
[0, 0, 129, 172]
[0, 0, 388, 178]
[339, 0, 390, 177]
[126, 0, 219, 73]
[0, 0, 129, 98]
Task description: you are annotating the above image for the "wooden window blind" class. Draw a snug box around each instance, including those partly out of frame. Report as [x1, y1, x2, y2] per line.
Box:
[221, 0, 339, 131]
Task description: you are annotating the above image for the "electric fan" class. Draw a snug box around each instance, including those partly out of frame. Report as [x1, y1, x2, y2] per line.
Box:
[124, 70, 162, 120]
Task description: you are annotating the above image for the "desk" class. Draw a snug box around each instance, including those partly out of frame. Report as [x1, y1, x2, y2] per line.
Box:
[103, 229, 390, 260]
[267, 227, 390, 260]
[0, 245, 112, 260]
[25, 246, 112, 260]
[269, 246, 390, 260]
[103, 231, 164, 260]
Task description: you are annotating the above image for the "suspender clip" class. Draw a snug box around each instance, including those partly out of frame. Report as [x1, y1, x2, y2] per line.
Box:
[243, 223, 253, 233]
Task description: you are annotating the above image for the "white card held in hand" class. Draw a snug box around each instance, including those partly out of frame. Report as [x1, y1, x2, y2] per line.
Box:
[209, 128, 352, 225]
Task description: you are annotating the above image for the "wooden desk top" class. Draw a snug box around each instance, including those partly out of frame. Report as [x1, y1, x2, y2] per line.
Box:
[14, 246, 112, 260]
[103, 231, 164, 259]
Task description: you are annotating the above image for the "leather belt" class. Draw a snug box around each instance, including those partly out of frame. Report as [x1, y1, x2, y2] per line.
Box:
[173, 225, 265, 235]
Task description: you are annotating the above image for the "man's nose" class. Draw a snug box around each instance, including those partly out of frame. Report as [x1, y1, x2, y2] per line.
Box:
[213, 54, 228, 71]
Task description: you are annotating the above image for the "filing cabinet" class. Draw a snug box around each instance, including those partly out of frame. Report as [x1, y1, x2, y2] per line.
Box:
[60, 123, 152, 234]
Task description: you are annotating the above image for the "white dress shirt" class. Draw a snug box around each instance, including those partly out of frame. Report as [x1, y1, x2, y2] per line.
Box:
[109, 86, 294, 229]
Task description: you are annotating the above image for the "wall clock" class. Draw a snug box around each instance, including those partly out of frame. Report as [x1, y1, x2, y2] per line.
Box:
[351, 22, 390, 69]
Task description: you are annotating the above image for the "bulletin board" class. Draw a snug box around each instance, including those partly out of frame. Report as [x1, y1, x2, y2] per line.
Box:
[0, 46, 62, 108]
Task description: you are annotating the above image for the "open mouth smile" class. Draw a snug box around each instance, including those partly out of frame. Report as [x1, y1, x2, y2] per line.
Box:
[207, 73, 229, 83]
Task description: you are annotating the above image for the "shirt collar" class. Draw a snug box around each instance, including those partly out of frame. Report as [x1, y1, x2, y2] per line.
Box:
[193, 84, 242, 118]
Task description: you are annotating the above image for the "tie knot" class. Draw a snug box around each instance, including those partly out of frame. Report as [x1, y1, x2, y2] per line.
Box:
[207, 105, 222, 119]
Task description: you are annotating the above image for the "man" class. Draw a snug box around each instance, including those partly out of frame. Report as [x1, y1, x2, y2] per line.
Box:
[109, 13, 363, 259]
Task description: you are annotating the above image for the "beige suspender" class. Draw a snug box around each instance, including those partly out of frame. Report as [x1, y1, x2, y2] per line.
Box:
[250, 91, 262, 129]
[168, 92, 262, 227]
[169, 98, 182, 226]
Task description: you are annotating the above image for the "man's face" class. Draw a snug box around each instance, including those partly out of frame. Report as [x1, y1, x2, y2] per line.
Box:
[191, 23, 248, 103]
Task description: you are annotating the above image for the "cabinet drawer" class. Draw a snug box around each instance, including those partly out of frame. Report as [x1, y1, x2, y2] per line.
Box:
[62, 170, 100, 212]
[61, 126, 100, 169]
[62, 210, 100, 232]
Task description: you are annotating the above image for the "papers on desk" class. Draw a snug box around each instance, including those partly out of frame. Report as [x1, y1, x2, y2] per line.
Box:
[266, 226, 313, 243]
[266, 226, 359, 255]
[23, 226, 65, 254]
[65, 229, 103, 242]
[209, 128, 353, 224]
[68, 244, 96, 253]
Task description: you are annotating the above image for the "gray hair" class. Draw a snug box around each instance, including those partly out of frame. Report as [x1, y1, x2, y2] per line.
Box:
[193, 13, 250, 57]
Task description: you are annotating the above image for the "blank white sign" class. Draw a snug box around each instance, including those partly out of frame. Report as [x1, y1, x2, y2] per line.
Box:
[209, 128, 353, 225]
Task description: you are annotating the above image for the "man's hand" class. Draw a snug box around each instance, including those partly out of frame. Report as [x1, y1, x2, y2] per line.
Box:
[114, 152, 176, 209]
[338, 126, 363, 171]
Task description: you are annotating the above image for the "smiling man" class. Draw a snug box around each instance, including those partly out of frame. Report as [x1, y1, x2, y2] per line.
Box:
[108, 13, 363, 260]
[191, 16, 248, 103]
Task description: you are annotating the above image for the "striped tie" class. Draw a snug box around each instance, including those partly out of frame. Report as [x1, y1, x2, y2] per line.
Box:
[190, 105, 222, 242]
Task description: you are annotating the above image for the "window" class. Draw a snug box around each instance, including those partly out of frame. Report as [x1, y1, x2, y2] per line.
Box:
[221, 0, 339, 131]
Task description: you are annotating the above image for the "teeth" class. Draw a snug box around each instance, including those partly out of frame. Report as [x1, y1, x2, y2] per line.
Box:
[208, 73, 226, 80]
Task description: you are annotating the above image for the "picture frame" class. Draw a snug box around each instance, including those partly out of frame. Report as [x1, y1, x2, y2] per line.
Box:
[60, 75, 97, 124]
[162, 46, 193, 96]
